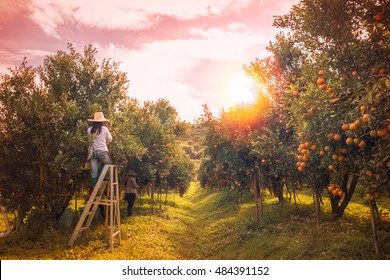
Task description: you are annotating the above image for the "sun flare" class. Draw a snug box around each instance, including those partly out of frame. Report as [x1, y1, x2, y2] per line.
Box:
[228, 73, 257, 106]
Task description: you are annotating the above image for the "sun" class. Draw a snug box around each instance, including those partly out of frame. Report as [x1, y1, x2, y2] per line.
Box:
[228, 73, 257, 106]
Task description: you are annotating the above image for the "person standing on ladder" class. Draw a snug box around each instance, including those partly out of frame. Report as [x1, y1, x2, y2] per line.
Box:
[87, 112, 113, 217]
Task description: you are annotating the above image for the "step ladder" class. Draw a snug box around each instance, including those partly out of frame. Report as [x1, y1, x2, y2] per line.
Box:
[68, 164, 121, 252]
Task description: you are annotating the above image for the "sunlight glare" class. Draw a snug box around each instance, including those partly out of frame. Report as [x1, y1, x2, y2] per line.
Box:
[228, 73, 257, 106]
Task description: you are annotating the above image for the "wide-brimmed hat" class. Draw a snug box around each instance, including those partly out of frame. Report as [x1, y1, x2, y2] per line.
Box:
[126, 170, 138, 177]
[88, 112, 110, 122]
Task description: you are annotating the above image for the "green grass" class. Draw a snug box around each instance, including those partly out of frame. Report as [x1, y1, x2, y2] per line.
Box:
[0, 182, 389, 259]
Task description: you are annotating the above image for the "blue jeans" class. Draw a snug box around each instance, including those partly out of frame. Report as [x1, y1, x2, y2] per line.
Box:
[90, 150, 111, 178]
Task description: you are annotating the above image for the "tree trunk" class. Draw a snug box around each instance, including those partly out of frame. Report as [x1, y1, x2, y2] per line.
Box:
[253, 173, 260, 228]
[369, 200, 380, 254]
[330, 173, 358, 218]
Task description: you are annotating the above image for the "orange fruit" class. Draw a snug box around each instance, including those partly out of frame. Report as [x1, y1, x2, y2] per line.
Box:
[303, 155, 309, 161]
[317, 77, 326, 85]
[346, 138, 353, 145]
[377, 129, 387, 138]
[338, 155, 345, 162]
[362, 114, 370, 123]
[337, 190, 344, 197]
[298, 167, 304, 172]
[320, 150, 326, 156]
[358, 140, 366, 149]
[333, 134, 342, 141]
[366, 170, 373, 177]
[360, 105, 368, 112]
[327, 133, 335, 140]
[352, 71, 357, 77]
[326, 87, 333, 93]
[300, 162, 307, 168]
[324, 146, 331, 152]
[296, 162, 301, 167]
[318, 70, 325, 75]
[332, 189, 338, 196]
[378, 68, 386, 75]
[342, 124, 349, 131]
[340, 148, 348, 154]
[370, 130, 377, 138]
[354, 119, 361, 127]
[310, 145, 317, 151]
[328, 165, 335, 171]
[353, 138, 360, 146]
[374, 12, 384, 21]
[332, 154, 338, 161]
[328, 185, 335, 192]
[318, 84, 327, 90]
[293, 91, 300, 97]
[349, 123, 357, 131]
[304, 141, 311, 148]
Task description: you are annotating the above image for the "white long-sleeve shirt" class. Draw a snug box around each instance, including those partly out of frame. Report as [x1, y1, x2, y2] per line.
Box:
[87, 126, 112, 152]
[124, 177, 140, 194]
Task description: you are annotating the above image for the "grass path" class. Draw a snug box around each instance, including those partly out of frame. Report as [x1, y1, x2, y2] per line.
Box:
[0, 181, 389, 259]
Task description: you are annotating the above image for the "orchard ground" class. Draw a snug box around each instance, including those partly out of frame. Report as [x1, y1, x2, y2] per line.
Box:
[0, 182, 389, 260]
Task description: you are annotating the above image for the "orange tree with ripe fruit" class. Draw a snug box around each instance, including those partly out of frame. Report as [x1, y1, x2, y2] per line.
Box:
[197, 98, 270, 199]
[268, 0, 389, 217]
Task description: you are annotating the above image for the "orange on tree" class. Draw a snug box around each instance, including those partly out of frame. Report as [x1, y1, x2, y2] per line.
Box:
[317, 77, 325, 85]
[324, 146, 331, 152]
[342, 123, 349, 131]
[318, 84, 327, 90]
[377, 129, 387, 138]
[354, 119, 361, 127]
[333, 134, 342, 141]
[358, 140, 366, 149]
[374, 12, 384, 21]
[362, 114, 370, 123]
[349, 123, 357, 131]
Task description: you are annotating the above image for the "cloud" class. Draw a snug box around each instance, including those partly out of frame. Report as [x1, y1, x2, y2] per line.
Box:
[27, 0, 256, 37]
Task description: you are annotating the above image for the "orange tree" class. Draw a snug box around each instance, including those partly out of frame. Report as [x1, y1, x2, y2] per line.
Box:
[0, 44, 129, 226]
[112, 98, 193, 193]
[0, 44, 193, 231]
[197, 93, 271, 202]
[267, 0, 389, 217]
[245, 56, 304, 204]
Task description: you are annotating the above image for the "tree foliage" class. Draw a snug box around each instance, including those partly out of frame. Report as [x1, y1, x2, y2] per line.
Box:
[0, 44, 193, 229]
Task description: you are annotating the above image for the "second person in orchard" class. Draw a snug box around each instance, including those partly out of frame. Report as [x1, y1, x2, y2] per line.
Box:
[124, 170, 140, 216]
[87, 112, 113, 187]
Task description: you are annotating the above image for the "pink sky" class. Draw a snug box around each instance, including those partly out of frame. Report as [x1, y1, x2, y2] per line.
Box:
[0, 0, 298, 121]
